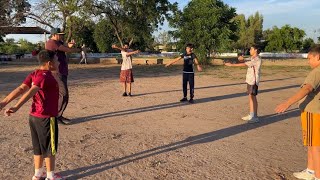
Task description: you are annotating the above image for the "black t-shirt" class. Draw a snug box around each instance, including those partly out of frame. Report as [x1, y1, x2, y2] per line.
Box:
[181, 53, 197, 73]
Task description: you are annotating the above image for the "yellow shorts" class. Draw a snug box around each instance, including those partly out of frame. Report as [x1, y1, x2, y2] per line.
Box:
[301, 112, 320, 146]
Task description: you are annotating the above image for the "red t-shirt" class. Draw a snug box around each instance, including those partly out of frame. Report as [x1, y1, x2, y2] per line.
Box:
[23, 70, 59, 118]
[45, 39, 68, 76]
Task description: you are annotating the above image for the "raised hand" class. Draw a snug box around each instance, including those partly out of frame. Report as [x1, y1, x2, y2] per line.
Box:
[68, 39, 76, 48]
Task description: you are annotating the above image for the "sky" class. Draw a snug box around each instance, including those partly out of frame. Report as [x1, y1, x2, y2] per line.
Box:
[6, 0, 320, 43]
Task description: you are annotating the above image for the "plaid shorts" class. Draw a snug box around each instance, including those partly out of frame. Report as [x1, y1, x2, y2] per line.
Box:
[120, 69, 134, 83]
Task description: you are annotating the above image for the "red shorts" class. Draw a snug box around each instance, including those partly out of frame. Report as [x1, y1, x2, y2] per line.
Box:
[120, 69, 134, 83]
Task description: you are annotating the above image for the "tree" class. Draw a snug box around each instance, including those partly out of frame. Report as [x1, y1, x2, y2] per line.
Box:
[169, 0, 238, 64]
[302, 38, 315, 52]
[27, 0, 86, 41]
[0, 0, 31, 36]
[87, 0, 178, 47]
[93, 19, 117, 53]
[265, 25, 305, 52]
[70, 17, 98, 52]
[233, 12, 263, 52]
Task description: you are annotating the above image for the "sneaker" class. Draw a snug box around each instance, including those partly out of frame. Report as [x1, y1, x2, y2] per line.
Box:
[32, 171, 46, 180]
[122, 92, 128, 97]
[45, 173, 64, 180]
[293, 169, 315, 180]
[189, 99, 194, 104]
[128, 92, 132, 97]
[180, 97, 188, 102]
[247, 117, 260, 124]
[241, 114, 251, 121]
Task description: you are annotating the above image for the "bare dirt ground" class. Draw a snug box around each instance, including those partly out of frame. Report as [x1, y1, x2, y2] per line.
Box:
[0, 62, 313, 179]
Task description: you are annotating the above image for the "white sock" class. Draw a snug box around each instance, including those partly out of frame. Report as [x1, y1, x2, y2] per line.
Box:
[307, 168, 315, 174]
[249, 112, 255, 118]
[47, 171, 54, 179]
[34, 167, 45, 177]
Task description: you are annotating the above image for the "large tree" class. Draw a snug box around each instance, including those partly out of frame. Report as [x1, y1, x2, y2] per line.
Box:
[27, 0, 86, 41]
[265, 25, 306, 52]
[234, 12, 263, 51]
[0, 0, 31, 38]
[169, 0, 238, 63]
[86, 0, 178, 48]
[93, 19, 117, 53]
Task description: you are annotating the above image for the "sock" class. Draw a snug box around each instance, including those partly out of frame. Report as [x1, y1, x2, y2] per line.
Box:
[34, 167, 45, 177]
[249, 112, 255, 118]
[306, 168, 315, 174]
[47, 171, 54, 179]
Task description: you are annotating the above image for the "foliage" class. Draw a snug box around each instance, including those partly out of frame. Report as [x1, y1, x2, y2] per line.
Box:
[302, 38, 315, 53]
[169, 0, 238, 64]
[233, 12, 263, 51]
[0, 38, 37, 54]
[265, 25, 305, 52]
[87, 0, 178, 48]
[93, 19, 117, 53]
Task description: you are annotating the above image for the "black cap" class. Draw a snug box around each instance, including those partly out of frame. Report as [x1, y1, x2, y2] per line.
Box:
[50, 28, 65, 35]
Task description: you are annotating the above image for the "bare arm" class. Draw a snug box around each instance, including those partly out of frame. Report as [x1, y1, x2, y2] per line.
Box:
[5, 85, 40, 116]
[0, 84, 29, 110]
[57, 45, 81, 53]
[194, 58, 202, 71]
[112, 45, 125, 52]
[225, 62, 247, 67]
[126, 50, 140, 56]
[275, 84, 313, 113]
[165, 57, 182, 67]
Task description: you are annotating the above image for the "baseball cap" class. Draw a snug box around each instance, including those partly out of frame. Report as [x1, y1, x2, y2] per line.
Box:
[50, 28, 65, 35]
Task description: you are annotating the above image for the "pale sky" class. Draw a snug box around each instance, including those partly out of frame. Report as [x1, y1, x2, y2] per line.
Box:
[6, 0, 320, 43]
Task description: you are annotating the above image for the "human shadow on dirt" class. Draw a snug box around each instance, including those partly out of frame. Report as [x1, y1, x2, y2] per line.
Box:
[61, 108, 299, 179]
[70, 84, 299, 125]
[133, 77, 298, 97]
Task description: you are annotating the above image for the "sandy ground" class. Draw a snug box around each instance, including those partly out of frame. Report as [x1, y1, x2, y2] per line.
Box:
[0, 62, 313, 179]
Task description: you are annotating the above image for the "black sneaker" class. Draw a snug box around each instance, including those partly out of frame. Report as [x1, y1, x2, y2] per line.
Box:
[180, 97, 188, 102]
[122, 92, 128, 96]
[128, 92, 132, 97]
[189, 99, 194, 103]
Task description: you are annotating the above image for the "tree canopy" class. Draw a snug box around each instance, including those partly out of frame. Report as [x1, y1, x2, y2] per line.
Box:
[169, 0, 238, 63]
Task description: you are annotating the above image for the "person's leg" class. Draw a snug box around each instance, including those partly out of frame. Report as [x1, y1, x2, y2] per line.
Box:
[189, 73, 195, 99]
[249, 95, 258, 117]
[45, 156, 55, 172]
[59, 75, 69, 118]
[308, 147, 315, 171]
[182, 73, 188, 98]
[127, 83, 132, 94]
[34, 155, 44, 170]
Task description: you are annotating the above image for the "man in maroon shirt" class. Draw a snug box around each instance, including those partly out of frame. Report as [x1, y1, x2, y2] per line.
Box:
[45, 28, 81, 124]
[0, 50, 63, 180]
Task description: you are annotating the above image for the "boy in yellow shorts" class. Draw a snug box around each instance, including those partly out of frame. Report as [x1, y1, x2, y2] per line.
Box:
[276, 46, 320, 180]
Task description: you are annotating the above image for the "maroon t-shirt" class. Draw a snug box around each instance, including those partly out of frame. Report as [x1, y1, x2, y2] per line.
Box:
[23, 70, 59, 118]
[45, 39, 68, 76]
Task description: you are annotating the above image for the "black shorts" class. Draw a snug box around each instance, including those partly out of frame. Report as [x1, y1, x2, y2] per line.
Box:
[247, 83, 259, 96]
[29, 115, 59, 157]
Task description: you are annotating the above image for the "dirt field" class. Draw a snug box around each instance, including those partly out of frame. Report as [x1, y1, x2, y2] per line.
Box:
[0, 62, 313, 179]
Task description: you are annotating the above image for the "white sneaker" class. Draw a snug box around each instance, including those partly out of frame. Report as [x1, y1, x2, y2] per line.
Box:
[45, 173, 63, 180]
[32, 171, 46, 180]
[247, 117, 259, 123]
[241, 114, 252, 121]
[293, 169, 315, 180]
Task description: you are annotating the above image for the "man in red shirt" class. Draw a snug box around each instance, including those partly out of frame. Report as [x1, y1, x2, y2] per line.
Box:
[0, 50, 63, 180]
[45, 28, 81, 124]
